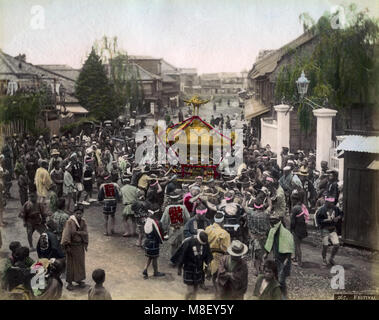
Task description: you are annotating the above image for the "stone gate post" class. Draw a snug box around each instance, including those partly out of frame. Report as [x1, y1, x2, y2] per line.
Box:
[312, 108, 338, 171]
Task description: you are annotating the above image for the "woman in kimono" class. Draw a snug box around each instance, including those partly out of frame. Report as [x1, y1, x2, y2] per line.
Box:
[61, 208, 88, 291]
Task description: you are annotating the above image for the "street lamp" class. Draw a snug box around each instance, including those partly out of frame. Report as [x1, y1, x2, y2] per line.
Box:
[296, 70, 310, 98]
[294, 70, 324, 110]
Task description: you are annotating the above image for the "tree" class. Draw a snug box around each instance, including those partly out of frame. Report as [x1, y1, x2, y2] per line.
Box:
[75, 48, 118, 120]
[93, 36, 144, 117]
[275, 3, 379, 132]
[0, 83, 51, 136]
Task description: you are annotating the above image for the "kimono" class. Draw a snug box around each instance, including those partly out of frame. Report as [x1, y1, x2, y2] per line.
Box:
[217, 255, 248, 300]
[88, 285, 112, 300]
[183, 216, 211, 239]
[121, 184, 139, 218]
[20, 201, 47, 231]
[36, 276, 63, 300]
[83, 165, 93, 194]
[252, 275, 282, 300]
[17, 173, 29, 206]
[279, 173, 302, 196]
[132, 200, 149, 234]
[50, 209, 69, 241]
[290, 204, 308, 240]
[264, 221, 295, 290]
[48, 157, 62, 173]
[160, 204, 191, 255]
[183, 192, 195, 214]
[50, 168, 64, 197]
[37, 231, 65, 260]
[246, 208, 271, 259]
[34, 167, 53, 198]
[61, 216, 88, 283]
[171, 235, 213, 285]
[272, 186, 286, 218]
[205, 223, 231, 276]
[144, 217, 164, 258]
[63, 171, 75, 196]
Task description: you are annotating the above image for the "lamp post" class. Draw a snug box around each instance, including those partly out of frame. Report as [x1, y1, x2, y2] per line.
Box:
[295, 70, 326, 110]
[295, 71, 338, 171]
[296, 70, 310, 98]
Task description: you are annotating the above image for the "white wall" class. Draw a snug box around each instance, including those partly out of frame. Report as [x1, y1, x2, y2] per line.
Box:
[260, 118, 277, 152]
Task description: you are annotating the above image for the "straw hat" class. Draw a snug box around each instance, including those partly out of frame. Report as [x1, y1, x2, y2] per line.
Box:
[227, 240, 248, 257]
[50, 149, 60, 156]
[298, 167, 309, 176]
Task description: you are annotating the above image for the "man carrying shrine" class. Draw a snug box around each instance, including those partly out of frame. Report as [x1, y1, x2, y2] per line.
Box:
[98, 174, 121, 236]
[160, 191, 191, 259]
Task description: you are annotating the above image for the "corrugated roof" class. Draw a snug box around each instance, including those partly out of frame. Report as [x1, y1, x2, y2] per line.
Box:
[248, 31, 316, 80]
[336, 135, 379, 154]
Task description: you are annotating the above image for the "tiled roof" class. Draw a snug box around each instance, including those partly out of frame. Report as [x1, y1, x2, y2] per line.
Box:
[129, 63, 161, 81]
[248, 31, 316, 80]
[161, 60, 179, 75]
[336, 135, 379, 154]
[0, 50, 76, 95]
[162, 73, 177, 83]
[179, 68, 197, 75]
[37, 65, 80, 81]
[129, 55, 159, 60]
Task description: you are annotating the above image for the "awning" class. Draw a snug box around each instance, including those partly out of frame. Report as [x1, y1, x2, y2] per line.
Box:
[57, 105, 89, 114]
[244, 98, 270, 120]
[336, 135, 379, 154]
[367, 160, 379, 170]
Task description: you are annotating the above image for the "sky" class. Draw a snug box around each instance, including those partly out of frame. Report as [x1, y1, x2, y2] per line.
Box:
[0, 0, 378, 74]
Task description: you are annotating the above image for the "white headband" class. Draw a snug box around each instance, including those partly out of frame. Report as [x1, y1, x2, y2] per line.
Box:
[196, 230, 206, 245]
[214, 215, 225, 224]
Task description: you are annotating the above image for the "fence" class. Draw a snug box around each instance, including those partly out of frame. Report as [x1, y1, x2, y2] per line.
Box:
[260, 117, 278, 152]
[0, 120, 27, 137]
[329, 136, 345, 181]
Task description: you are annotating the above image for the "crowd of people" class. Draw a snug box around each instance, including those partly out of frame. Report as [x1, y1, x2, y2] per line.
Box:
[0, 119, 344, 300]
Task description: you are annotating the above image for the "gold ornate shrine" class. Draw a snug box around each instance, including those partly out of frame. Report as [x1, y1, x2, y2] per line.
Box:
[156, 96, 235, 179]
[183, 95, 209, 116]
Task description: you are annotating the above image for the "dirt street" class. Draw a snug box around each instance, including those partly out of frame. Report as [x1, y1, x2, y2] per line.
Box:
[0, 100, 378, 300]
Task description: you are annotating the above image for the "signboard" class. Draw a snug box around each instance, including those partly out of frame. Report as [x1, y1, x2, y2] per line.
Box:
[150, 102, 155, 115]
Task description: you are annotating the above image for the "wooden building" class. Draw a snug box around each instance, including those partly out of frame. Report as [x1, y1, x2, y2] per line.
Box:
[0, 50, 88, 135]
[246, 31, 318, 152]
[337, 135, 379, 250]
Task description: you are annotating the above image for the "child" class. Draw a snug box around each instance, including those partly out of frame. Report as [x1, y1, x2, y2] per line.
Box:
[252, 260, 282, 300]
[88, 269, 112, 300]
[142, 211, 165, 279]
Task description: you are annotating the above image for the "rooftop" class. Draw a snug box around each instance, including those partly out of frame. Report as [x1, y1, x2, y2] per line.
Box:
[248, 31, 316, 80]
[129, 55, 160, 60]
[337, 135, 379, 154]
